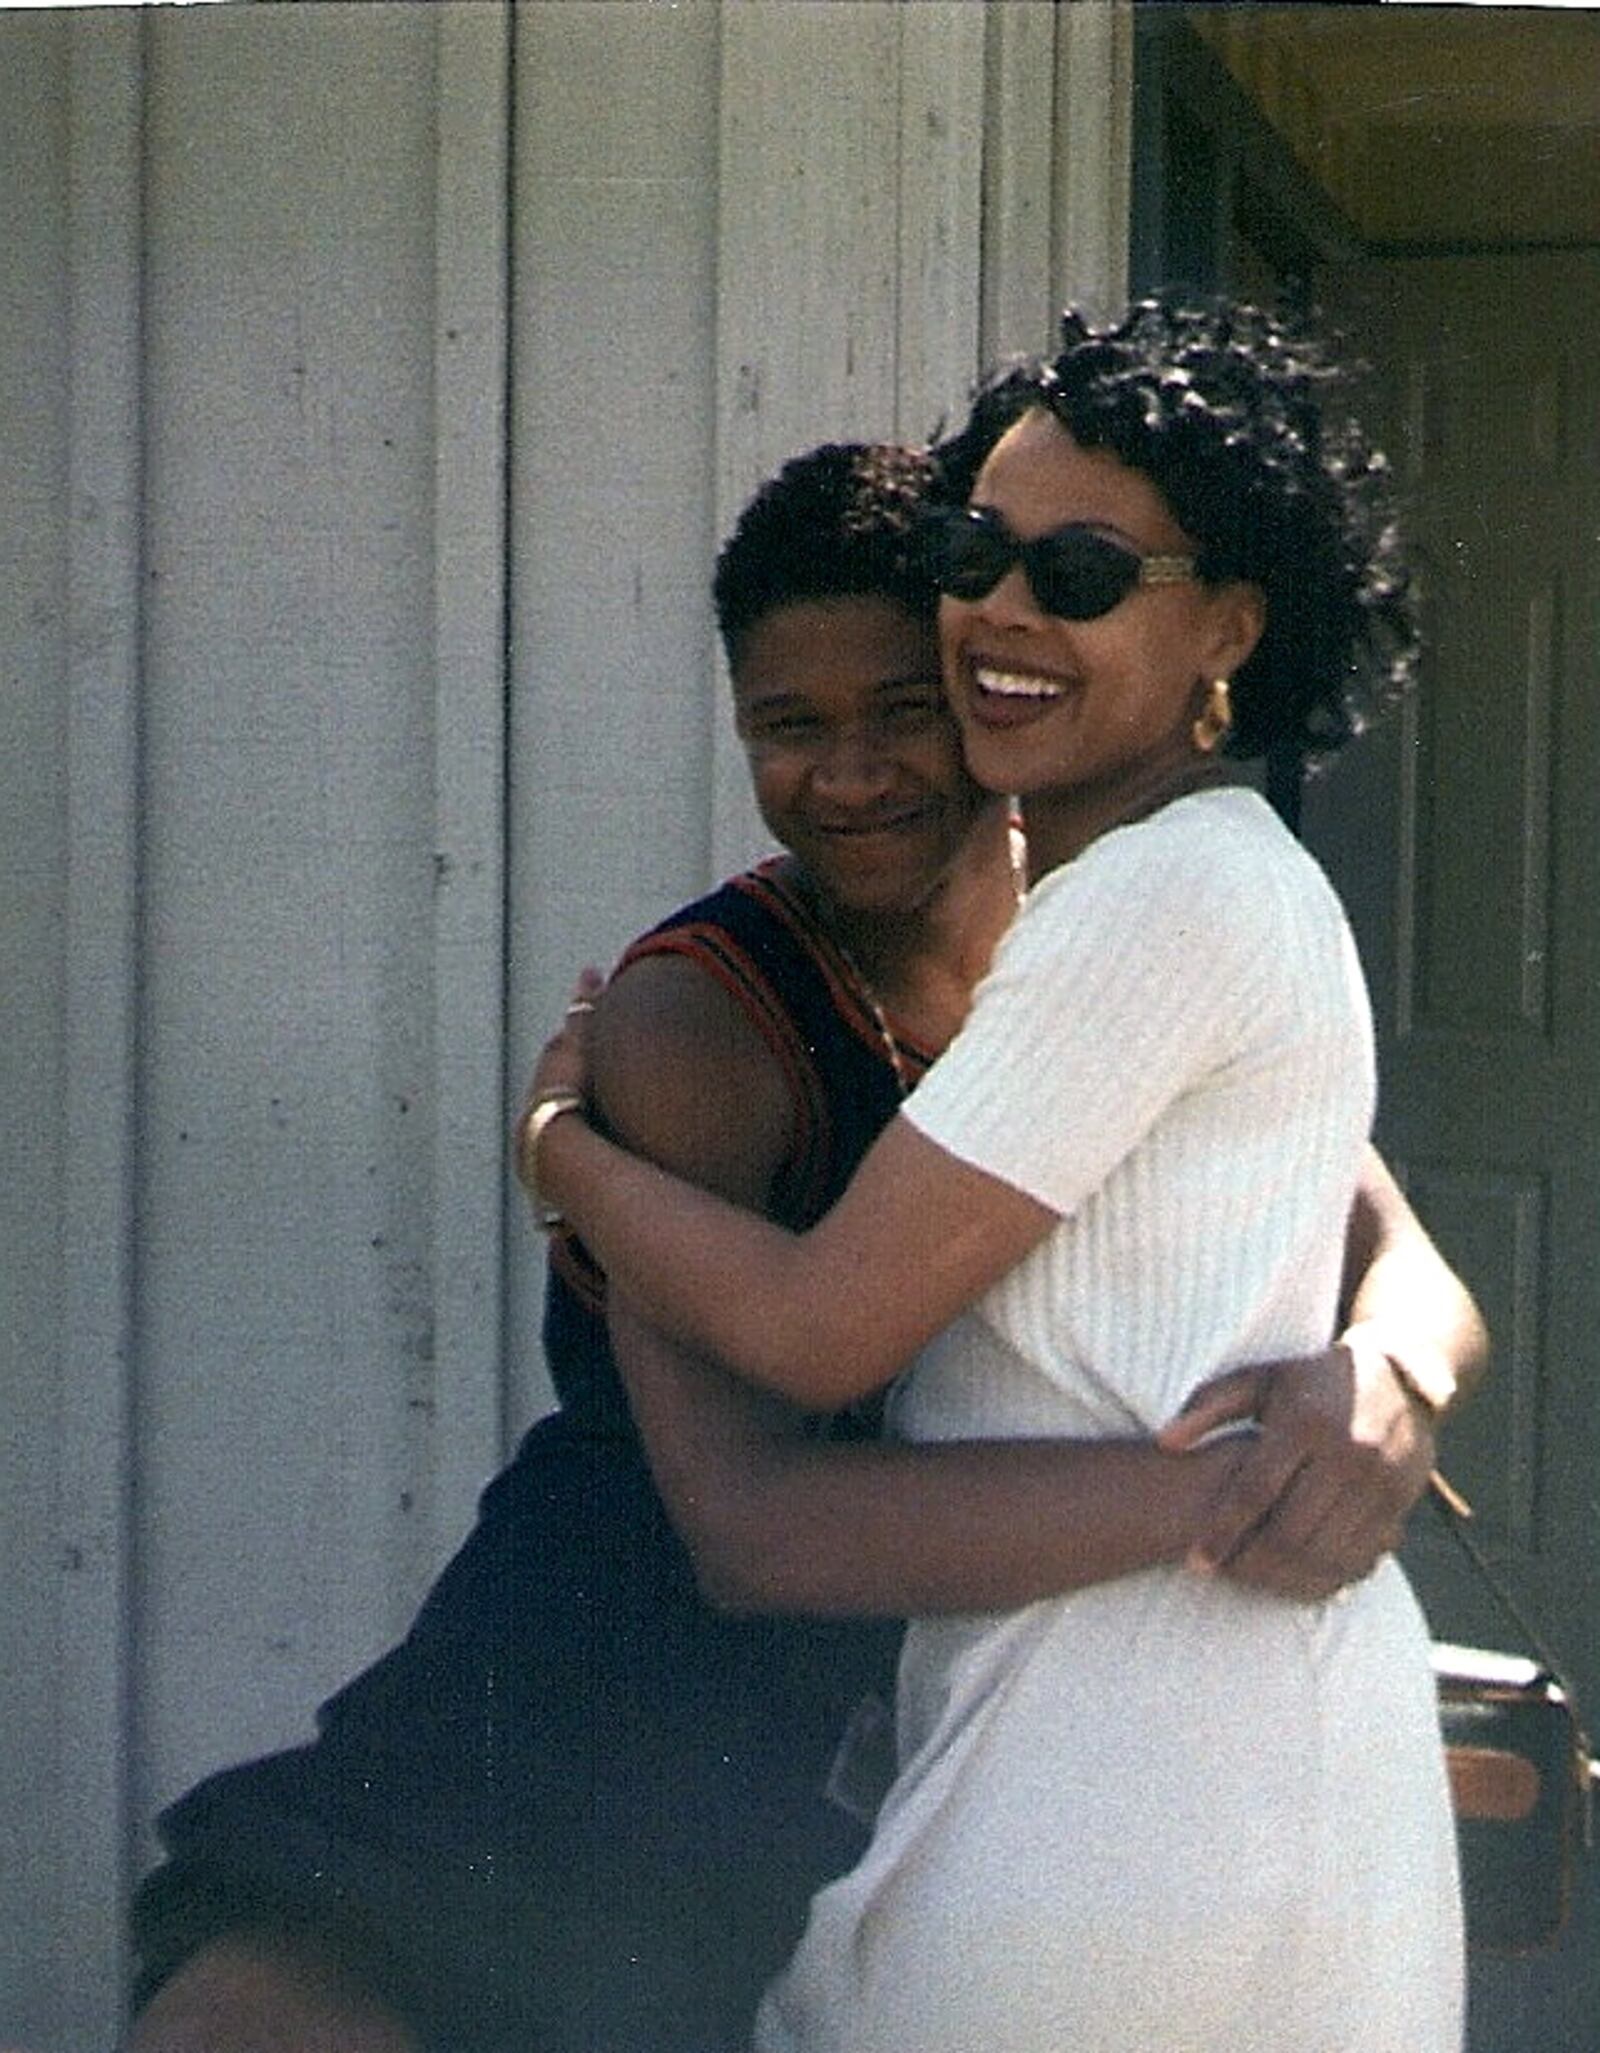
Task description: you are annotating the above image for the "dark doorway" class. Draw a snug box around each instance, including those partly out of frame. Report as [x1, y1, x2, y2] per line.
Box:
[1133, 12, 1600, 2046]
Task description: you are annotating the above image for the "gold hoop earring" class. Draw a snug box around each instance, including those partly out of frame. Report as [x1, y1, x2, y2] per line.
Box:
[1192, 676, 1232, 755]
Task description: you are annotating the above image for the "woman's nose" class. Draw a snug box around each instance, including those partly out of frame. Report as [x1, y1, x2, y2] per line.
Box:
[969, 562, 1044, 631]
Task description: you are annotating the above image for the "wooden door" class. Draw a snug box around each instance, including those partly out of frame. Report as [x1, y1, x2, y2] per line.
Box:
[1304, 252, 1600, 1685]
[1303, 248, 1600, 2045]
[1132, 17, 1600, 2024]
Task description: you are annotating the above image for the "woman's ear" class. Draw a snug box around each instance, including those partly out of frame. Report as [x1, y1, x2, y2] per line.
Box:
[1204, 581, 1266, 680]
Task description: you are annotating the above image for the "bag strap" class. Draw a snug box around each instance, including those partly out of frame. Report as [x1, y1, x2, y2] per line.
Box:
[1433, 1479, 1577, 1691]
[1431, 1477, 1596, 1846]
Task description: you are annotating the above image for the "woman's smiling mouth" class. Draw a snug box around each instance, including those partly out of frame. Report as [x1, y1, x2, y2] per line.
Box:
[975, 665, 1069, 701]
[965, 664, 1074, 727]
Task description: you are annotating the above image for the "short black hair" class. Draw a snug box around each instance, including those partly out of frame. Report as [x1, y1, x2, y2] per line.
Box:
[933, 299, 1419, 765]
[714, 441, 940, 670]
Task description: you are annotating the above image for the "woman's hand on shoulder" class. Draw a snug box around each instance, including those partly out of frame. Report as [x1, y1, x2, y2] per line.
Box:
[519, 954, 796, 1209]
[515, 970, 604, 1201]
[540, 967, 605, 1096]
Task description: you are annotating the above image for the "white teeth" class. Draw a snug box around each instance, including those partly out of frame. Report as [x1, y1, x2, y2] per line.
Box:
[974, 666, 1068, 701]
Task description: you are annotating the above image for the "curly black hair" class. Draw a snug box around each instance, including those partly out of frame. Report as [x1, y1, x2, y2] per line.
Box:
[932, 299, 1419, 764]
[714, 441, 940, 669]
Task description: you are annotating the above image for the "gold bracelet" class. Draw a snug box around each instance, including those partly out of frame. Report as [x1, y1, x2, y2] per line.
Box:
[516, 1090, 584, 1229]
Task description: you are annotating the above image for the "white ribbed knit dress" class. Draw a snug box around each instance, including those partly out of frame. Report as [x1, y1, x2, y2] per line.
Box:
[754, 787, 1463, 2053]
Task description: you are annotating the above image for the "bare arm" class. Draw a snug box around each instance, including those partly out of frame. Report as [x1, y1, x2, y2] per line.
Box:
[533, 970, 1487, 1609]
[566, 954, 1242, 1614]
[610, 1304, 1234, 1615]
[535, 985, 1049, 1411]
[1340, 1142, 1488, 1411]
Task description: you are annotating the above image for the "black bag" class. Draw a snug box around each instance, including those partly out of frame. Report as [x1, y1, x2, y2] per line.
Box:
[1432, 1494, 1596, 1952]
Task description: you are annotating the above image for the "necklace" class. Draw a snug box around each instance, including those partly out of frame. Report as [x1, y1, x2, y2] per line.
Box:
[790, 810, 1029, 1104]
[776, 867, 916, 1099]
[1006, 803, 1030, 899]
[830, 936, 915, 1101]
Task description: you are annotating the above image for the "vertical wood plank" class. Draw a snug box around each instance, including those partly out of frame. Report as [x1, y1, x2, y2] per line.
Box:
[711, 0, 906, 874]
[427, 0, 511, 1546]
[979, 0, 1060, 366]
[1052, 0, 1133, 322]
[893, 1, 985, 441]
[505, 0, 721, 1426]
[714, 1, 901, 485]
[57, 15, 144, 2041]
[0, 14, 74, 2037]
[135, 0, 443, 1803]
[983, 0, 1134, 365]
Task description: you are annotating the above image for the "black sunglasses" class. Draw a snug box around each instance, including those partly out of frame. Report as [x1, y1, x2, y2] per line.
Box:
[920, 506, 1196, 621]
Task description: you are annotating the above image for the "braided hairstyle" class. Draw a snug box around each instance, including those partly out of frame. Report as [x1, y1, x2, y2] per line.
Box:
[714, 442, 939, 670]
[933, 299, 1419, 765]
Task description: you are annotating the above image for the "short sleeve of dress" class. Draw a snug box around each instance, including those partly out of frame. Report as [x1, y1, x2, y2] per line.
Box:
[901, 792, 1291, 1219]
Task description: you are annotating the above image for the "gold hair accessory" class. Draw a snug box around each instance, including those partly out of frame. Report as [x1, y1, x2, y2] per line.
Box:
[1192, 676, 1232, 754]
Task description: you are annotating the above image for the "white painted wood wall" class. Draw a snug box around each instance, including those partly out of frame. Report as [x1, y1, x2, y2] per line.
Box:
[0, 5, 1131, 2044]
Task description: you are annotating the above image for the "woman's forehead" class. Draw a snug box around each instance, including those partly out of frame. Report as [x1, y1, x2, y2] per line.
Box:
[974, 411, 1186, 550]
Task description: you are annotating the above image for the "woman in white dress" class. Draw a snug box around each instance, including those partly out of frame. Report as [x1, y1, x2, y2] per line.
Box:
[522, 299, 1464, 2052]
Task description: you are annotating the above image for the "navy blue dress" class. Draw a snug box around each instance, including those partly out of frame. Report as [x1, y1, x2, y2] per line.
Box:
[131, 864, 920, 2052]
